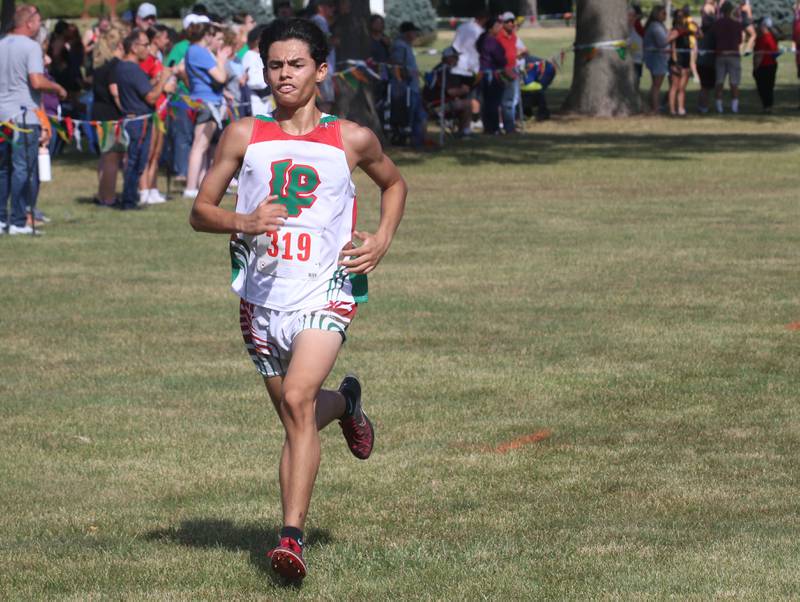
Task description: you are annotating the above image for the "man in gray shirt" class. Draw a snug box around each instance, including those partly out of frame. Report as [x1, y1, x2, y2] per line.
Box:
[0, 4, 66, 235]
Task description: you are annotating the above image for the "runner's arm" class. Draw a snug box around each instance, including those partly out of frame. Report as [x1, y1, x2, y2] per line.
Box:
[340, 122, 407, 275]
[189, 118, 288, 234]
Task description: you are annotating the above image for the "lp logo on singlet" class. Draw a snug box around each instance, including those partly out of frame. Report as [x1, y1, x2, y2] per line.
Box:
[269, 159, 321, 217]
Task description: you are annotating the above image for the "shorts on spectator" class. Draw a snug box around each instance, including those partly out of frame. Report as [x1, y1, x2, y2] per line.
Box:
[239, 298, 357, 378]
[195, 103, 226, 130]
[697, 64, 716, 89]
[715, 56, 741, 87]
[645, 55, 668, 78]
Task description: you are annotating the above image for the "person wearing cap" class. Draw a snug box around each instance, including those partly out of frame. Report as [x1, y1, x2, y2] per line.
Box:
[752, 16, 778, 113]
[135, 2, 157, 30]
[309, 0, 337, 112]
[423, 46, 472, 136]
[495, 11, 525, 133]
[390, 21, 426, 146]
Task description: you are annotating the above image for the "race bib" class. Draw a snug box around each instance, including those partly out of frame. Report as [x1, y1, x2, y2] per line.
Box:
[255, 227, 325, 280]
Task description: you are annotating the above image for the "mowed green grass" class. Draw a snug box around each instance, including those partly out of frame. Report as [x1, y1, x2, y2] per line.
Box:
[3, 29, 800, 599]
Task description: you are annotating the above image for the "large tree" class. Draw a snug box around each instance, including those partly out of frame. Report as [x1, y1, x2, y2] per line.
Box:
[562, 0, 639, 117]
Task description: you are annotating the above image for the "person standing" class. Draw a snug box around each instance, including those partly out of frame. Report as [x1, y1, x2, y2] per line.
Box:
[368, 14, 390, 65]
[188, 18, 407, 582]
[452, 9, 487, 129]
[643, 5, 680, 114]
[0, 4, 66, 235]
[668, 10, 691, 116]
[697, 9, 717, 113]
[477, 16, 506, 135]
[752, 17, 779, 113]
[495, 12, 525, 134]
[114, 29, 175, 210]
[183, 23, 231, 199]
[793, 0, 800, 108]
[309, 0, 337, 113]
[138, 25, 172, 205]
[165, 14, 210, 183]
[91, 31, 124, 207]
[628, 5, 645, 91]
[390, 21, 426, 146]
[712, 1, 744, 114]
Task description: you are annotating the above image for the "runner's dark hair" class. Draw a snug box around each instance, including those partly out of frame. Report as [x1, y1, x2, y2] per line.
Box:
[258, 17, 329, 66]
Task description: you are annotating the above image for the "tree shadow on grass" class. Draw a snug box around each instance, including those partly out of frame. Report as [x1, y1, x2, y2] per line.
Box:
[391, 129, 800, 168]
[145, 519, 332, 589]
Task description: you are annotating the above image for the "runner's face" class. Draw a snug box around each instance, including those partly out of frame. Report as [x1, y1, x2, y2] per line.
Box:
[266, 39, 326, 108]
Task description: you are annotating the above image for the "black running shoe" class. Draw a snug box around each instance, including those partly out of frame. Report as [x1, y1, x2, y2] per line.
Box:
[338, 374, 374, 460]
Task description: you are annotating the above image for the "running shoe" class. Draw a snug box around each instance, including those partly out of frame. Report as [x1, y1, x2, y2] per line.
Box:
[338, 374, 374, 460]
[267, 536, 306, 581]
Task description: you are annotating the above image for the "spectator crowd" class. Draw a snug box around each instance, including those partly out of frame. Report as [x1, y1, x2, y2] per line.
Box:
[1, 1, 799, 234]
[633, 0, 800, 116]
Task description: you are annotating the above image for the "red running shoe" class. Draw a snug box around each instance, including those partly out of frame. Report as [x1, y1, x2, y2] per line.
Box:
[338, 374, 374, 460]
[267, 537, 306, 581]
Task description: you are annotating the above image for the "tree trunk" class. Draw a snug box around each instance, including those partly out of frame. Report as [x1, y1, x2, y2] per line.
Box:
[562, 0, 640, 116]
[333, 0, 384, 140]
[526, 0, 539, 26]
[1, 0, 14, 34]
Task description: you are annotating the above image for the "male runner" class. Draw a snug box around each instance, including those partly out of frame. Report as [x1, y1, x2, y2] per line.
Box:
[189, 18, 407, 582]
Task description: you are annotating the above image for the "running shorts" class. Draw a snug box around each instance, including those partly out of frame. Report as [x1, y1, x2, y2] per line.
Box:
[239, 298, 357, 378]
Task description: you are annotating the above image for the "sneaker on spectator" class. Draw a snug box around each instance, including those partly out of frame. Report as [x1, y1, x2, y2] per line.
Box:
[183, 189, 199, 199]
[148, 189, 167, 204]
[28, 209, 50, 224]
[0, 221, 6, 234]
[139, 189, 151, 205]
[9, 224, 35, 235]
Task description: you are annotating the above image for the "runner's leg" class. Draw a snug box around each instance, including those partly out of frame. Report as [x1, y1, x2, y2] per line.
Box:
[266, 329, 346, 530]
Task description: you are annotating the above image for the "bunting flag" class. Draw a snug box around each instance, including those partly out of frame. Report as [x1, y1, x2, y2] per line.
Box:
[616, 47, 627, 60]
[0, 121, 34, 134]
[585, 48, 598, 63]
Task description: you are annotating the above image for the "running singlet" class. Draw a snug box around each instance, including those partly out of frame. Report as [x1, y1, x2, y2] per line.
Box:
[230, 114, 367, 311]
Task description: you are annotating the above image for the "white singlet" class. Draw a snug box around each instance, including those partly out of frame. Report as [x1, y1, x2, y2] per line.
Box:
[230, 114, 367, 311]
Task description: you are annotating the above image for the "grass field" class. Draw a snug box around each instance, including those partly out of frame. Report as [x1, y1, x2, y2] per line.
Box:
[2, 28, 800, 599]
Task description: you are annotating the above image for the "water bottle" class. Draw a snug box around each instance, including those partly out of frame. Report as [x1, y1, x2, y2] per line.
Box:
[38, 146, 51, 182]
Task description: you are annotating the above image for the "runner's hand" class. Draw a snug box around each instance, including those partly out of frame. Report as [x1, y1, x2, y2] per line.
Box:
[339, 230, 389, 275]
[239, 195, 288, 235]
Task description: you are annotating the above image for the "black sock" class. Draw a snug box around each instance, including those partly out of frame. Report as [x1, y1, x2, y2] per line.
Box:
[280, 526, 304, 548]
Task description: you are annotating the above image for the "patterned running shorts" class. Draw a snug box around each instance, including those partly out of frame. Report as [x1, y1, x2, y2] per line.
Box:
[239, 298, 357, 378]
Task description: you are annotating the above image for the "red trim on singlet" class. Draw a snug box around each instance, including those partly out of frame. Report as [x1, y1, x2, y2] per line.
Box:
[249, 116, 344, 149]
[351, 195, 358, 233]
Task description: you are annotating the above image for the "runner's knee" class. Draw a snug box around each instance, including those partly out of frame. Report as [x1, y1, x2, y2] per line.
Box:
[280, 386, 315, 424]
